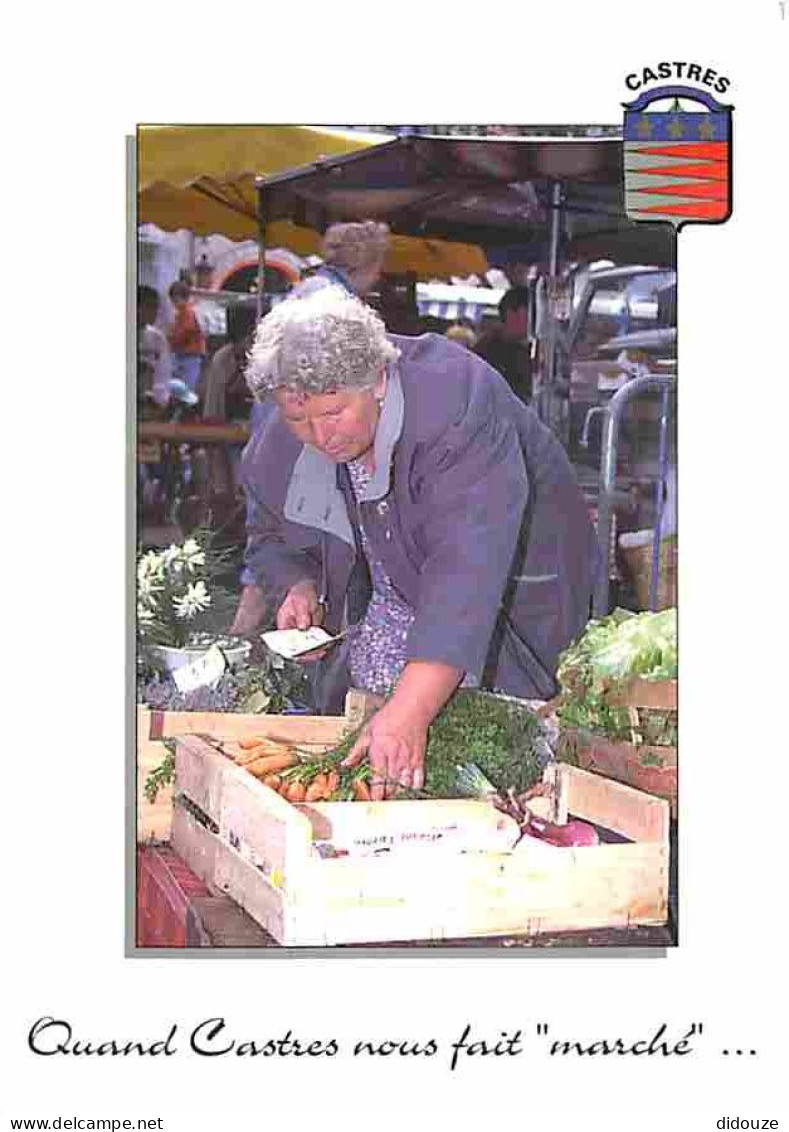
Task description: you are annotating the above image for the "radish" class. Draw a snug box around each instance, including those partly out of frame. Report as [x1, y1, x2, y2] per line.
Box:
[526, 815, 600, 847]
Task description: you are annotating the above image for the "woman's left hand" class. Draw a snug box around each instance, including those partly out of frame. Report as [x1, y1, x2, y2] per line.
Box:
[342, 701, 428, 799]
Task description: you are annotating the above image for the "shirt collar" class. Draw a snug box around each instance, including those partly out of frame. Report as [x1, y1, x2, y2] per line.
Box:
[355, 363, 404, 501]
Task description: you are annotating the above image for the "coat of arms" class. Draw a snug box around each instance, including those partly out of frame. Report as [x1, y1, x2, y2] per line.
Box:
[623, 84, 732, 228]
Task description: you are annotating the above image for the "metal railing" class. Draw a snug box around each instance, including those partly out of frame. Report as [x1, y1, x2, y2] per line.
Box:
[592, 373, 677, 617]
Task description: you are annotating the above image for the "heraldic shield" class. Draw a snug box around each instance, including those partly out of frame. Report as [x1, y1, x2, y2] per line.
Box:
[623, 84, 732, 228]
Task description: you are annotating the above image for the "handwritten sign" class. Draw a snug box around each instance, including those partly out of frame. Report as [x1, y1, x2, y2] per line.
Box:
[172, 644, 228, 694]
[261, 626, 342, 659]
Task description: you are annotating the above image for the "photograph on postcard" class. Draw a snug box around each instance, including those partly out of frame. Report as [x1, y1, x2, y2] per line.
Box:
[132, 113, 700, 951]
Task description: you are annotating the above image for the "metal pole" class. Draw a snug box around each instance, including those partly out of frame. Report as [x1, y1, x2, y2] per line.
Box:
[593, 407, 619, 617]
[256, 187, 267, 321]
[648, 383, 672, 610]
[540, 181, 563, 427]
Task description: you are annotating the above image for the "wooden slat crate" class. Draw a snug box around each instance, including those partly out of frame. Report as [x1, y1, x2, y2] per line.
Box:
[557, 679, 677, 817]
[137, 693, 372, 843]
[137, 706, 174, 843]
[165, 730, 669, 946]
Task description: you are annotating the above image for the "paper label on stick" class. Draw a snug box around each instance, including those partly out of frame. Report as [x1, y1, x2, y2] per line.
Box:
[172, 643, 228, 693]
[261, 626, 339, 659]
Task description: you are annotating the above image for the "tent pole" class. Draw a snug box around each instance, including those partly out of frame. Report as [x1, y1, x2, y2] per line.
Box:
[541, 180, 563, 430]
[256, 189, 267, 320]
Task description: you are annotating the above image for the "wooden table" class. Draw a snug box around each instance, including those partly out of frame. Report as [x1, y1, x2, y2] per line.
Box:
[137, 421, 251, 446]
[137, 421, 251, 510]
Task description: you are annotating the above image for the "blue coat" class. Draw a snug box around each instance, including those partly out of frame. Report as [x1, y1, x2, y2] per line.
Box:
[240, 333, 600, 699]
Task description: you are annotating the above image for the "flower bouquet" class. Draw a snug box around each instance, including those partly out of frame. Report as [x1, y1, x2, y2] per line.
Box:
[136, 529, 243, 667]
[136, 529, 310, 717]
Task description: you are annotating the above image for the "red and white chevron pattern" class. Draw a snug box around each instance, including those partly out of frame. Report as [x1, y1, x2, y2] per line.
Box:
[624, 141, 729, 226]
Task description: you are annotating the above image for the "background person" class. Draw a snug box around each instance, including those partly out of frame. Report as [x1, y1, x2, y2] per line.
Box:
[293, 220, 390, 300]
[202, 304, 258, 423]
[445, 319, 478, 349]
[201, 303, 259, 497]
[137, 285, 171, 409]
[166, 279, 207, 394]
[474, 285, 533, 404]
[230, 287, 598, 799]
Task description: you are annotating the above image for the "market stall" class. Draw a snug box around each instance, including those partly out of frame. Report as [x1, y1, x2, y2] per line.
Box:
[138, 125, 488, 280]
[251, 131, 677, 613]
[135, 532, 677, 950]
[135, 131, 681, 952]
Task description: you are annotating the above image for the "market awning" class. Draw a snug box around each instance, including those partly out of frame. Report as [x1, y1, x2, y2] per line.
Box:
[137, 126, 489, 278]
[256, 133, 676, 267]
[416, 282, 504, 322]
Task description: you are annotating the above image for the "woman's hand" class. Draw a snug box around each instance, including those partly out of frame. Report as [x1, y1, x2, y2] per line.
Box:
[276, 581, 325, 630]
[342, 700, 428, 799]
[343, 664, 464, 798]
[230, 584, 270, 637]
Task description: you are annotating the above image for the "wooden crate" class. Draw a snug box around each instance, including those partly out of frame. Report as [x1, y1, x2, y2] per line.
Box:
[166, 731, 669, 946]
[137, 693, 372, 843]
[560, 729, 677, 819]
[557, 679, 677, 817]
[137, 706, 174, 842]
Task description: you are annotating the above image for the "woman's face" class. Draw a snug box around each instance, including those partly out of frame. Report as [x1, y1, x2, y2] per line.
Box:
[275, 370, 386, 465]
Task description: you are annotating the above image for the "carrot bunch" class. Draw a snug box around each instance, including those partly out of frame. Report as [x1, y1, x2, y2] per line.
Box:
[229, 735, 371, 802]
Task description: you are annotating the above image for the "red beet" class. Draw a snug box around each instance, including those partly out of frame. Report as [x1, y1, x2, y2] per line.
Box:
[526, 816, 600, 847]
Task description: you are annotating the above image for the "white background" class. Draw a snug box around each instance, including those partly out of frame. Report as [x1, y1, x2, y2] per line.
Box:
[1, 5, 786, 1129]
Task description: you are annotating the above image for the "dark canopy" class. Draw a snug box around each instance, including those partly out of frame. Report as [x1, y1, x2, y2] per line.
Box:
[256, 133, 675, 268]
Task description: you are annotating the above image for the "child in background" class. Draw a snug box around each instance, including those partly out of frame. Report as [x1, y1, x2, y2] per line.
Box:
[166, 280, 206, 394]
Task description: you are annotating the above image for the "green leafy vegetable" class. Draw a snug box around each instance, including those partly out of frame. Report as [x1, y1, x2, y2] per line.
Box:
[556, 608, 677, 747]
[421, 690, 545, 798]
[143, 741, 176, 803]
[316, 689, 546, 800]
[558, 607, 677, 693]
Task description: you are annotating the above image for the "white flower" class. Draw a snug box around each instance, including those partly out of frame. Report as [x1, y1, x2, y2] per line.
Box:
[137, 605, 156, 634]
[137, 551, 165, 583]
[137, 574, 162, 601]
[173, 581, 211, 620]
[181, 538, 206, 572]
[162, 544, 182, 568]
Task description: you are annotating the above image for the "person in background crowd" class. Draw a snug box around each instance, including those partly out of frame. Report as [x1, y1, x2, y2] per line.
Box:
[137, 285, 172, 512]
[445, 319, 477, 349]
[202, 304, 258, 422]
[474, 285, 533, 404]
[230, 287, 598, 797]
[294, 221, 390, 300]
[166, 280, 206, 394]
[137, 285, 171, 409]
[202, 304, 259, 494]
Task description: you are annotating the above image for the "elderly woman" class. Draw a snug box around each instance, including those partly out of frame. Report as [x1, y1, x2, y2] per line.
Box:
[295, 220, 390, 299]
[231, 286, 598, 798]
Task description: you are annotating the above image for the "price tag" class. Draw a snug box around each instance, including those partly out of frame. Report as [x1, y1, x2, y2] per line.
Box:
[172, 643, 228, 694]
[261, 626, 341, 659]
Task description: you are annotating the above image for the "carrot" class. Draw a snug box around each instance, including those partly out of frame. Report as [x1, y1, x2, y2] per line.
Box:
[304, 773, 329, 802]
[352, 779, 371, 802]
[326, 770, 340, 796]
[238, 736, 269, 750]
[236, 740, 293, 765]
[285, 780, 307, 802]
[245, 751, 298, 778]
[262, 774, 282, 793]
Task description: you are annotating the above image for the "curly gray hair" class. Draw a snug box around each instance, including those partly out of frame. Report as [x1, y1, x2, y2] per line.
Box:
[245, 286, 400, 398]
[321, 221, 390, 275]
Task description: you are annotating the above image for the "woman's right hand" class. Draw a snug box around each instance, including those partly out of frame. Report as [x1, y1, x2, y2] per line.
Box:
[276, 581, 325, 631]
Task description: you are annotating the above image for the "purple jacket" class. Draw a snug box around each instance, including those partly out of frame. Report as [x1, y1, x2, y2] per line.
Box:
[240, 334, 599, 699]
